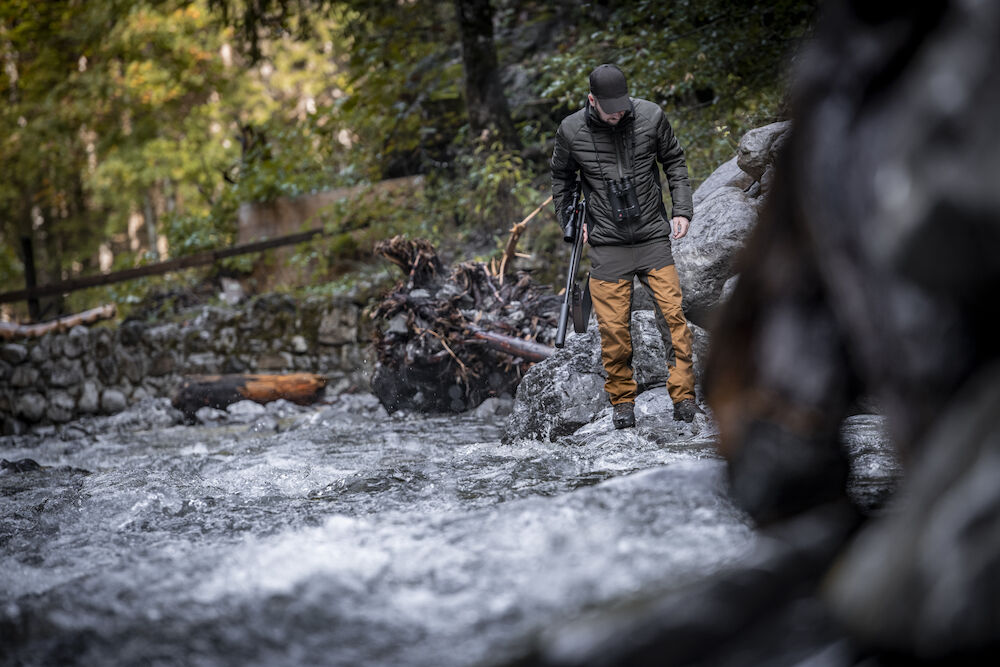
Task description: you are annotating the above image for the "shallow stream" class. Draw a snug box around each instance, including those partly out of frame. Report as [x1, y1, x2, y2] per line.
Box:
[0, 396, 896, 666]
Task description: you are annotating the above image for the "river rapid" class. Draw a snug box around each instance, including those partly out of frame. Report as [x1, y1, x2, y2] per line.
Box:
[0, 394, 894, 666]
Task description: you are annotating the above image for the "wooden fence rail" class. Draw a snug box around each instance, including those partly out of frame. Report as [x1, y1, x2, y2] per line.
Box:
[0, 227, 324, 305]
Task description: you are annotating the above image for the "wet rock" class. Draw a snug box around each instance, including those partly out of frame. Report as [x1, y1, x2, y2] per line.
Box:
[100, 389, 127, 414]
[195, 406, 227, 423]
[470, 396, 515, 419]
[227, 399, 267, 421]
[104, 397, 184, 431]
[15, 392, 47, 422]
[249, 414, 279, 433]
[46, 391, 76, 423]
[503, 311, 677, 444]
[1, 457, 42, 473]
[1, 343, 28, 365]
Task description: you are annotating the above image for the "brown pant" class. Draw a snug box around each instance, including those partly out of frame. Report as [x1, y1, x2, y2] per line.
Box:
[589, 264, 695, 405]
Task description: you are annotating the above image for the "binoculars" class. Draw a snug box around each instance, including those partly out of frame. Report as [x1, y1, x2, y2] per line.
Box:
[607, 177, 641, 224]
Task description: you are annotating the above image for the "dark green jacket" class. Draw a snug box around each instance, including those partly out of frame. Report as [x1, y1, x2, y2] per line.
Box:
[550, 98, 693, 247]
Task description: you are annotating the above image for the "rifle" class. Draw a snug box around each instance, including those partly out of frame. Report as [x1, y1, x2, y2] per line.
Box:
[555, 179, 592, 348]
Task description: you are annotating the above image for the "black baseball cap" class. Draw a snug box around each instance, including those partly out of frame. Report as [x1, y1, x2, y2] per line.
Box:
[589, 64, 630, 113]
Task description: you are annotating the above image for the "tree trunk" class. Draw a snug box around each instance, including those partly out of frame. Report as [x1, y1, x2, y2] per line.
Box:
[453, 0, 521, 148]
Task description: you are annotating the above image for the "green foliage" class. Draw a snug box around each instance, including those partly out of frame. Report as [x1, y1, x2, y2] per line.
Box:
[2, 0, 818, 320]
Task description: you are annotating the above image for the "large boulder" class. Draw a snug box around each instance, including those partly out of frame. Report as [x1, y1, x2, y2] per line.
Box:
[502, 311, 700, 443]
[673, 121, 791, 327]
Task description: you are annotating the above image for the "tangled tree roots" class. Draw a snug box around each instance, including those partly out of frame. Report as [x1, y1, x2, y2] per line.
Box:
[371, 236, 560, 413]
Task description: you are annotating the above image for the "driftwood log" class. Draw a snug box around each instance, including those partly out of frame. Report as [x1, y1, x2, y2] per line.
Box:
[0, 304, 116, 340]
[172, 373, 327, 418]
[371, 236, 560, 413]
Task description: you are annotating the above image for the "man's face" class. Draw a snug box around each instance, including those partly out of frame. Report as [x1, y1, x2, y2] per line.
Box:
[589, 94, 626, 125]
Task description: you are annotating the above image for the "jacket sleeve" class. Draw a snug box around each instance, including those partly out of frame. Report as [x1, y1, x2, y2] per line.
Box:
[550, 122, 580, 229]
[656, 112, 694, 221]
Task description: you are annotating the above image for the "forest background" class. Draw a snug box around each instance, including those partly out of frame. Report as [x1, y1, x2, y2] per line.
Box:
[0, 0, 816, 322]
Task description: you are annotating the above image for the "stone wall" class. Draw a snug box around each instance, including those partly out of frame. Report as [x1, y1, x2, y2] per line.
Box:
[0, 293, 372, 435]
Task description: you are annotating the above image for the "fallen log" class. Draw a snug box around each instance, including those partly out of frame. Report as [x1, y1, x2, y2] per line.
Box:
[0, 304, 116, 340]
[465, 323, 553, 362]
[172, 373, 326, 418]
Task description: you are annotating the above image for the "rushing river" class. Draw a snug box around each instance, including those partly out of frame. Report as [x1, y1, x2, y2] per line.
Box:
[0, 394, 895, 666]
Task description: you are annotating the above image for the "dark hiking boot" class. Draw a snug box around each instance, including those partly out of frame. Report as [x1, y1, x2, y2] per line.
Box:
[613, 402, 636, 429]
[673, 398, 704, 423]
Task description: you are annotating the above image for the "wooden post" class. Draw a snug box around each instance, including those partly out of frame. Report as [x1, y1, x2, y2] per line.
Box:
[20, 236, 40, 322]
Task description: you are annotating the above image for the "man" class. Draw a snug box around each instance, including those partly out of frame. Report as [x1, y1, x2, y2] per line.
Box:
[551, 63, 702, 428]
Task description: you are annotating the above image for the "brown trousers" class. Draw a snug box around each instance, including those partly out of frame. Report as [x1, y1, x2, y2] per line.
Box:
[589, 264, 695, 405]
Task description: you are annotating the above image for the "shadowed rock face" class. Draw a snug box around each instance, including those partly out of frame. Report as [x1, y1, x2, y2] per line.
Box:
[700, 0, 1000, 662]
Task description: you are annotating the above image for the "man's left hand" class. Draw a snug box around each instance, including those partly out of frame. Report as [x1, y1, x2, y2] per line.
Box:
[671, 216, 691, 239]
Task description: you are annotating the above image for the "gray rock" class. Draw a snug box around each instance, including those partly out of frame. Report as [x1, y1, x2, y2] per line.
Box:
[149, 350, 177, 376]
[318, 305, 360, 345]
[119, 320, 146, 347]
[118, 349, 146, 384]
[470, 396, 515, 419]
[105, 397, 184, 431]
[48, 358, 83, 387]
[2, 416, 27, 436]
[48, 333, 66, 358]
[130, 386, 150, 403]
[63, 325, 90, 358]
[736, 120, 791, 182]
[0, 359, 11, 382]
[249, 414, 279, 433]
[1, 343, 28, 365]
[15, 391, 47, 422]
[46, 391, 76, 423]
[291, 335, 309, 354]
[184, 352, 223, 374]
[100, 389, 128, 414]
[692, 156, 755, 208]
[675, 185, 761, 327]
[503, 311, 677, 443]
[195, 406, 227, 423]
[11, 365, 39, 388]
[29, 336, 49, 363]
[78, 381, 100, 414]
[257, 351, 293, 371]
[226, 399, 267, 421]
[214, 327, 238, 354]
